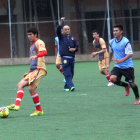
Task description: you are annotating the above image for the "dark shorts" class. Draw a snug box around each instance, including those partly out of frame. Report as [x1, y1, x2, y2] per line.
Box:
[111, 67, 134, 83]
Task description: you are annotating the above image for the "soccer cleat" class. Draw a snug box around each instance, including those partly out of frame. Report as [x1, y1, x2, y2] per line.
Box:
[107, 82, 114, 87]
[30, 110, 44, 116]
[125, 84, 130, 96]
[134, 99, 140, 105]
[71, 87, 75, 91]
[7, 104, 20, 111]
[64, 88, 70, 92]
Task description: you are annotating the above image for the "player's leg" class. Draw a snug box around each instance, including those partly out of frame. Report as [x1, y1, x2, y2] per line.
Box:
[99, 60, 113, 86]
[29, 84, 43, 115]
[62, 57, 74, 91]
[99, 59, 108, 75]
[15, 79, 28, 106]
[100, 67, 110, 80]
[130, 82, 140, 104]
[110, 67, 129, 95]
[71, 61, 74, 78]
[56, 56, 64, 75]
[123, 68, 140, 104]
[29, 84, 41, 110]
[70, 58, 75, 91]
[29, 70, 46, 116]
[63, 63, 74, 90]
[7, 79, 28, 111]
[56, 63, 64, 74]
[105, 72, 114, 87]
[110, 67, 129, 86]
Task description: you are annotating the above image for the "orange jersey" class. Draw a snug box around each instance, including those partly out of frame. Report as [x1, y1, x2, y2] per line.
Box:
[30, 39, 47, 71]
[93, 38, 109, 60]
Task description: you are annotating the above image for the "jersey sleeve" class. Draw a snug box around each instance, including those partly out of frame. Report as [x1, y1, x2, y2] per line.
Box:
[56, 25, 63, 40]
[109, 39, 113, 53]
[36, 40, 46, 52]
[73, 37, 78, 51]
[125, 43, 133, 54]
[99, 38, 106, 49]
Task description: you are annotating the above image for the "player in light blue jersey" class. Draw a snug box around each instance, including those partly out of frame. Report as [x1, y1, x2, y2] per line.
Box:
[109, 25, 140, 105]
[55, 36, 64, 75]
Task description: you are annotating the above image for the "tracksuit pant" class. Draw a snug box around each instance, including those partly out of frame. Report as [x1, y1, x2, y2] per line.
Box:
[61, 56, 75, 89]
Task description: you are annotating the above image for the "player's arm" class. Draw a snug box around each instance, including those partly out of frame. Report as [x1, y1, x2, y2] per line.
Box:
[107, 44, 114, 71]
[30, 50, 47, 60]
[96, 48, 106, 55]
[92, 48, 106, 57]
[91, 39, 106, 57]
[109, 51, 114, 63]
[37, 42, 47, 57]
[115, 54, 133, 64]
[30, 42, 47, 60]
[36, 50, 47, 57]
[59, 17, 65, 26]
[69, 38, 79, 52]
[69, 48, 77, 52]
[56, 17, 65, 39]
[115, 43, 133, 64]
[107, 51, 113, 71]
[98, 38, 106, 54]
[74, 40, 79, 52]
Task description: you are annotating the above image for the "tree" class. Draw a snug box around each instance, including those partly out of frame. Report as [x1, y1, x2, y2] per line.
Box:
[74, 0, 89, 54]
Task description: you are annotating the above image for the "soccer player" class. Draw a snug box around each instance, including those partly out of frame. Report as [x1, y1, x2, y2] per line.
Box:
[91, 30, 114, 87]
[7, 27, 47, 116]
[56, 17, 78, 91]
[109, 24, 140, 104]
[55, 36, 64, 76]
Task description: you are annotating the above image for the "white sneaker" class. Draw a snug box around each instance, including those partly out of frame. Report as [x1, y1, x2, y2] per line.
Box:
[107, 82, 114, 87]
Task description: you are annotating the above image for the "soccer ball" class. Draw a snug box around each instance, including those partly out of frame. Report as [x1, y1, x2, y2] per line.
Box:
[0, 107, 9, 118]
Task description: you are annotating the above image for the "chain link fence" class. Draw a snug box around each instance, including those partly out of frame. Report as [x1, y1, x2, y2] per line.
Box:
[0, 0, 140, 59]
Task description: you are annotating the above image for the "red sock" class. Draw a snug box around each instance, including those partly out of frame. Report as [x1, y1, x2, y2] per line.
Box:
[59, 68, 64, 74]
[31, 92, 42, 111]
[15, 89, 24, 106]
[106, 73, 111, 82]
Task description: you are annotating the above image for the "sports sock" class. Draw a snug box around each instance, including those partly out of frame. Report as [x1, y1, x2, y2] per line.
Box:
[105, 73, 111, 82]
[31, 92, 42, 111]
[131, 85, 139, 99]
[15, 89, 24, 106]
[59, 67, 64, 74]
[115, 81, 128, 87]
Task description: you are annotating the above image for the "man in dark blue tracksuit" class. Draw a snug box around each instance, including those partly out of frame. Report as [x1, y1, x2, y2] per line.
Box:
[56, 17, 78, 91]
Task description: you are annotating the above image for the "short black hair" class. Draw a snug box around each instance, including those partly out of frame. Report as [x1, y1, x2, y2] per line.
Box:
[92, 30, 99, 35]
[113, 25, 123, 31]
[27, 27, 38, 37]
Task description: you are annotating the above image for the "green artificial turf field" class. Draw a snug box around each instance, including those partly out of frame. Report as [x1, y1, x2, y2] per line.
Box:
[0, 60, 140, 140]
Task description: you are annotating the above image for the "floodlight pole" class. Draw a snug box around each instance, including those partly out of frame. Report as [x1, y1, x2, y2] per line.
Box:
[107, 0, 111, 42]
[57, 0, 60, 23]
[8, 0, 13, 58]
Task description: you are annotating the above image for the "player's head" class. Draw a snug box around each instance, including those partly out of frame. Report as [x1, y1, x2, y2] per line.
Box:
[27, 27, 38, 42]
[92, 30, 99, 40]
[63, 25, 70, 36]
[113, 25, 123, 38]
